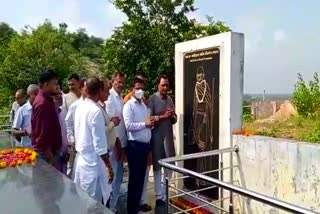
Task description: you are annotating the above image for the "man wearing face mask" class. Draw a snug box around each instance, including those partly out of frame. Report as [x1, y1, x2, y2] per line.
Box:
[123, 77, 154, 214]
[123, 74, 147, 105]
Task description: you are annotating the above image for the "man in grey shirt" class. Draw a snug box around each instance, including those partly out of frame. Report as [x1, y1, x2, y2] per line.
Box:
[148, 75, 177, 206]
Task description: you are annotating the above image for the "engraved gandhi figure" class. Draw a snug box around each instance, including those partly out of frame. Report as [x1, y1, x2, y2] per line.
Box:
[189, 66, 215, 186]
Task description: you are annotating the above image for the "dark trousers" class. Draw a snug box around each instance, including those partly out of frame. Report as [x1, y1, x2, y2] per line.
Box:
[126, 140, 149, 214]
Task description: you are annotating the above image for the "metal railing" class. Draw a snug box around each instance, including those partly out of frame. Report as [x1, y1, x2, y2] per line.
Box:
[0, 114, 13, 146]
[159, 146, 317, 214]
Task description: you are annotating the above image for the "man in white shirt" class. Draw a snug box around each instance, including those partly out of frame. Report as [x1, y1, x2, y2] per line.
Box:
[12, 85, 39, 148]
[10, 89, 27, 125]
[65, 79, 86, 178]
[123, 77, 154, 214]
[105, 71, 127, 212]
[73, 77, 113, 205]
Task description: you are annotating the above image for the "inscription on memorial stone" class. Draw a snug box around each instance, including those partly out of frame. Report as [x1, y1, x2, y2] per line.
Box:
[183, 48, 220, 199]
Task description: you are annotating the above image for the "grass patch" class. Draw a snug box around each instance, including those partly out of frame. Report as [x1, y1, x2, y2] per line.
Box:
[243, 116, 320, 143]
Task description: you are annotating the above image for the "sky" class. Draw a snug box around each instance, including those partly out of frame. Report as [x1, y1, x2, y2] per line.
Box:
[0, 0, 319, 94]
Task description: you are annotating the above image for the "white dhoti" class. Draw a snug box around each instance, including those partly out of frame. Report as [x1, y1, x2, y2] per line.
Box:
[74, 152, 111, 205]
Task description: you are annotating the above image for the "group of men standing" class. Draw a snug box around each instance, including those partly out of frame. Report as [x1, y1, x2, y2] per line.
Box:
[10, 69, 177, 214]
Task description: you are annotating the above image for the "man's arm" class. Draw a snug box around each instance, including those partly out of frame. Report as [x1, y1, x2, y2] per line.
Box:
[61, 94, 68, 116]
[169, 96, 177, 124]
[10, 102, 16, 124]
[123, 102, 146, 131]
[91, 110, 109, 156]
[105, 95, 114, 116]
[149, 96, 172, 122]
[65, 104, 75, 145]
[91, 110, 113, 182]
[12, 108, 28, 137]
[147, 95, 154, 115]
[37, 104, 62, 154]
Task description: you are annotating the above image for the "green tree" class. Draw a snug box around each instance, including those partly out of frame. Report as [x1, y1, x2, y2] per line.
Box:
[0, 22, 17, 63]
[70, 28, 105, 63]
[292, 72, 320, 117]
[0, 23, 18, 108]
[103, 0, 230, 93]
[0, 20, 81, 92]
[0, 22, 16, 47]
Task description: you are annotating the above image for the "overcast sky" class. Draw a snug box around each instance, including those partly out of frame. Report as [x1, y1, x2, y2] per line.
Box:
[0, 0, 319, 94]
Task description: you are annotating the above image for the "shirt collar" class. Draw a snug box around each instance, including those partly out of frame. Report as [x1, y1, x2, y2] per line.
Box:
[38, 89, 54, 102]
[111, 87, 121, 97]
[98, 100, 105, 108]
[26, 101, 32, 110]
[156, 92, 167, 100]
[131, 96, 142, 104]
[85, 98, 97, 105]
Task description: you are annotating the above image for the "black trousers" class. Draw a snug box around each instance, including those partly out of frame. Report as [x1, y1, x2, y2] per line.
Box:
[126, 140, 149, 214]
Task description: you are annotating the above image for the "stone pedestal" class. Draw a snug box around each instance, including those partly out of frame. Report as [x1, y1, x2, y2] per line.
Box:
[174, 32, 245, 210]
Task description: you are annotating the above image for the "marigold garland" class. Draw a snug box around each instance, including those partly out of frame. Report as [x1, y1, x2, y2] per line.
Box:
[0, 148, 37, 169]
[233, 128, 256, 137]
[172, 198, 213, 214]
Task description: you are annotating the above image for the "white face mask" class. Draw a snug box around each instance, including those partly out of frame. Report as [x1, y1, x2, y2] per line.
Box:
[135, 89, 144, 100]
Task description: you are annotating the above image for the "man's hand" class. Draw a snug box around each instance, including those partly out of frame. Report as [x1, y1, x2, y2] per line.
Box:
[101, 153, 113, 184]
[163, 110, 172, 119]
[115, 139, 122, 161]
[111, 117, 121, 127]
[107, 167, 114, 184]
[145, 117, 155, 128]
[62, 152, 70, 163]
[25, 129, 32, 137]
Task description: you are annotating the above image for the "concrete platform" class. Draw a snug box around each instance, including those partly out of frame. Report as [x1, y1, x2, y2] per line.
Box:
[116, 168, 171, 214]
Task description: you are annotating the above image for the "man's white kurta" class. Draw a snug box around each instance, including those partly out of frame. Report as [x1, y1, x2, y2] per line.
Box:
[73, 98, 111, 204]
[105, 88, 127, 147]
[65, 98, 83, 145]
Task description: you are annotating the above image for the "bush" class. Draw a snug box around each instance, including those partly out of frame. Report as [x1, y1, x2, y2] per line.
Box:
[299, 121, 320, 143]
[242, 101, 253, 122]
[292, 72, 320, 117]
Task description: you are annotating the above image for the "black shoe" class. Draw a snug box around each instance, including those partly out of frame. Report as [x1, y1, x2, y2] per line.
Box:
[156, 199, 166, 207]
[139, 204, 152, 212]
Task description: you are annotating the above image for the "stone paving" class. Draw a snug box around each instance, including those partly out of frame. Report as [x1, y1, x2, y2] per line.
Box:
[116, 166, 175, 214]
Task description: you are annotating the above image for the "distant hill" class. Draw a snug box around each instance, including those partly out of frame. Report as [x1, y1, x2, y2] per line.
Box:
[244, 94, 292, 103]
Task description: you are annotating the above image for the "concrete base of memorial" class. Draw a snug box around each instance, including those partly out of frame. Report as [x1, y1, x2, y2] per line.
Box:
[233, 135, 320, 213]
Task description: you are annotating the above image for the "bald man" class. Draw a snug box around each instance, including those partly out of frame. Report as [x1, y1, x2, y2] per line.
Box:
[12, 85, 39, 147]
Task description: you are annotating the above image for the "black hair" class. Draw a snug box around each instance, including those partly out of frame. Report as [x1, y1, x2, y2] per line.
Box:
[80, 78, 86, 89]
[68, 73, 80, 81]
[131, 76, 145, 88]
[58, 79, 63, 88]
[157, 74, 169, 84]
[86, 77, 101, 96]
[16, 89, 26, 97]
[111, 71, 125, 82]
[39, 69, 58, 85]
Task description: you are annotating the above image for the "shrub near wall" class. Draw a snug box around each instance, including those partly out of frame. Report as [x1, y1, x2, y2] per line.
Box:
[292, 72, 320, 142]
